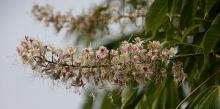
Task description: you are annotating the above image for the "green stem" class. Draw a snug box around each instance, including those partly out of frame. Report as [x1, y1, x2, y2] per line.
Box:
[177, 43, 203, 49]
[175, 71, 220, 109]
[169, 14, 211, 22]
[172, 53, 204, 59]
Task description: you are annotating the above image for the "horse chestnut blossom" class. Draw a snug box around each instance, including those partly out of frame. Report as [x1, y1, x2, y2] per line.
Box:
[172, 62, 186, 84]
[147, 41, 160, 60]
[96, 46, 109, 61]
[16, 36, 186, 91]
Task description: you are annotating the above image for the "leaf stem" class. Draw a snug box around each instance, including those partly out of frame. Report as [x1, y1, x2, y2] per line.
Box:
[169, 14, 211, 22]
[172, 53, 204, 59]
[175, 71, 220, 109]
[177, 43, 203, 49]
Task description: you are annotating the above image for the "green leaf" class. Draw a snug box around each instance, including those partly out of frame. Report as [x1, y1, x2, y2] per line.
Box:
[181, 24, 202, 42]
[187, 87, 220, 109]
[167, 0, 179, 19]
[211, 87, 220, 109]
[200, 14, 220, 79]
[180, 0, 198, 29]
[100, 93, 115, 109]
[121, 85, 144, 109]
[81, 92, 94, 109]
[202, 12, 220, 80]
[168, 0, 173, 13]
[145, 0, 168, 37]
[205, 0, 219, 18]
[187, 87, 211, 109]
[201, 14, 220, 54]
[111, 89, 122, 108]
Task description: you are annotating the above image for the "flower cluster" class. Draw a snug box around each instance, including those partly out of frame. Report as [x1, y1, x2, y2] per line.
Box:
[32, 3, 110, 35]
[17, 36, 185, 91]
[31, 0, 146, 39]
[172, 62, 186, 84]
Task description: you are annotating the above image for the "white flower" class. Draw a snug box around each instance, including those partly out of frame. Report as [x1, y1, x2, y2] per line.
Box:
[131, 55, 140, 63]
[97, 46, 108, 56]
[27, 49, 38, 58]
[148, 49, 158, 61]
[148, 41, 160, 50]
[111, 56, 120, 64]
[48, 44, 56, 52]
[54, 48, 62, 56]
[160, 49, 169, 61]
[82, 47, 93, 56]
[121, 41, 133, 53]
[79, 55, 86, 63]
[168, 47, 175, 57]
[16, 45, 24, 56]
[134, 37, 141, 43]
[110, 49, 118, 56]
[95, 46, 109, 61]
[67, 46, 76, 54]
[172, 62, 186, 84]
[95, 54, 102, 61]
[120, 53, 130, 62]
[160, 48, 175, 62]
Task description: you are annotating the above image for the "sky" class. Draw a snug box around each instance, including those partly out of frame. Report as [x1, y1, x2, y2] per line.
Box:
[0, 0, 103, 109]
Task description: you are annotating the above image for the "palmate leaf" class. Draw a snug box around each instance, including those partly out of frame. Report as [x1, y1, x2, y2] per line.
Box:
[134, 81, 180, 109]
[145, 0, 168, 37]
[132, 68, 181, 109]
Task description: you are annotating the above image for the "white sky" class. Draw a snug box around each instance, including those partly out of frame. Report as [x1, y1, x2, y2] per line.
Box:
[0, 0, 103, 109]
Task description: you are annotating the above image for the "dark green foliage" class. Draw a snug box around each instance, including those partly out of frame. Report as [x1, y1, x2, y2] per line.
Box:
[180, 0, 198, 29]
[145, 0, 168, 37]
[201, 14, 220, 55]
[81, 0, 220, 108]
